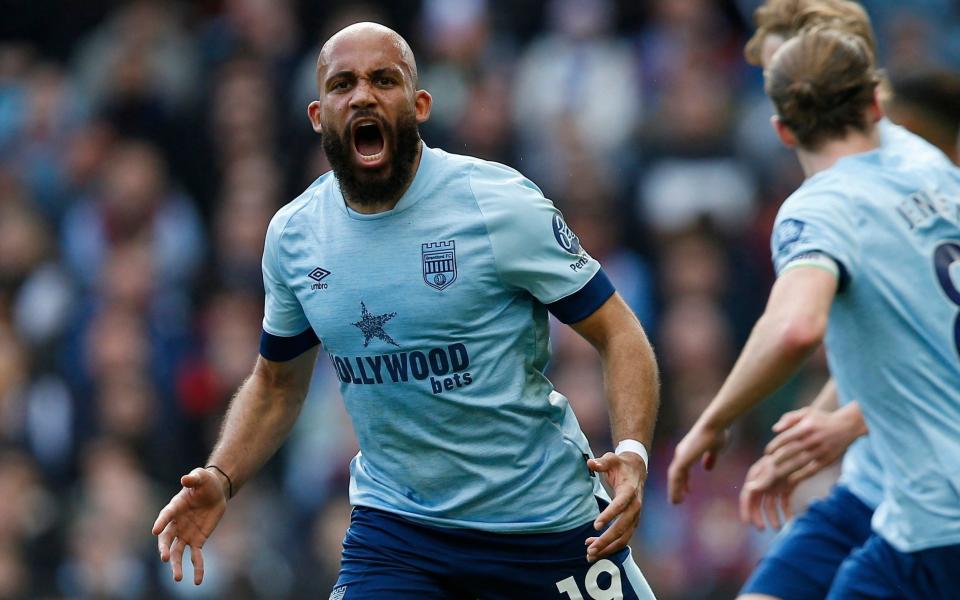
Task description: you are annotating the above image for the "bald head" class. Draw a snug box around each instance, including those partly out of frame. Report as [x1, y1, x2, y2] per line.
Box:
[317, 22, 418, 89]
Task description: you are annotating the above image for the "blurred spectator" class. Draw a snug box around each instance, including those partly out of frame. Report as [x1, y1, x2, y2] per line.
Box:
[61, 139, 205, 291]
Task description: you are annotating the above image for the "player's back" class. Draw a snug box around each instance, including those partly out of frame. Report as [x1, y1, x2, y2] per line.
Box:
[776, 147, 960, 552]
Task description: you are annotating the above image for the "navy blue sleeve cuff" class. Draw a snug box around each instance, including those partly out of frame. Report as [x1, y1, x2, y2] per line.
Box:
[547, 269, 616, 324]
[259, 328, 320, 361]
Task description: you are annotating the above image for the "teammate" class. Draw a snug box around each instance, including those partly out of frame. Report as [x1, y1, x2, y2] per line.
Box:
[673, 2, 956, 599]
[151, 22, 660, 599]
[668, 26, 960, 598]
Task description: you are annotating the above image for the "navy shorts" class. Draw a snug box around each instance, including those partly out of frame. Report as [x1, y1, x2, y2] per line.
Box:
[740, 484, 873, 600]
[331, 504, 656, 599]
[827, 534, 960, 599]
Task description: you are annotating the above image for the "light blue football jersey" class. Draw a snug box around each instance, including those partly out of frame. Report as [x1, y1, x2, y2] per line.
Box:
[829, 120, 955, 510]
[259, 144, 617, 533]
[771, 133, 960, 552]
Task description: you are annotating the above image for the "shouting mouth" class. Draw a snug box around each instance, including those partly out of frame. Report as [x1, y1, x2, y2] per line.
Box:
[351, 118, 387, 168]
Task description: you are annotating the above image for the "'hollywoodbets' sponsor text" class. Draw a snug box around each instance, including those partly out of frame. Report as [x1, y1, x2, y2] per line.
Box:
[329, 343, 473, 395]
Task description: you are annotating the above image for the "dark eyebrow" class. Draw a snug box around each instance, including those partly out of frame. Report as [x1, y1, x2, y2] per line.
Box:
[371, 67, 404, 79]
[325, 70, 355, 85]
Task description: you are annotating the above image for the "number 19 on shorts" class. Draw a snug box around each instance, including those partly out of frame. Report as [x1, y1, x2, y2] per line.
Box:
[556, 559, 623, 600]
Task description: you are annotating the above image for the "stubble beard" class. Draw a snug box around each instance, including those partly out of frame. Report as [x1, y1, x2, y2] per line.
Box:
[322, 110, 421, 209]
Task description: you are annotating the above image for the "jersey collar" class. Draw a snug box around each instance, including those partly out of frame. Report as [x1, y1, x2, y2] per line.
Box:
[335, 142, 437, 221]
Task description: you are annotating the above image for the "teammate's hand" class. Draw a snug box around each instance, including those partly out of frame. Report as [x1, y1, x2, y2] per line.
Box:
[739, 454, 796, 530]
[667, 423, 729, 505]
[152, 467, 229, 585]
[764, 404, 864, 486]
[585, 452, 647, 562]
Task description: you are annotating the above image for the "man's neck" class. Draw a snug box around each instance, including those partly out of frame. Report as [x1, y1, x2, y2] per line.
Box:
[796, 127, 881, 178]
[344, 142, 423, 215]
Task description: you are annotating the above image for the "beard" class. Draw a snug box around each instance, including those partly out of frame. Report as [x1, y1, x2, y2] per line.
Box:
[322, 109, 421, 208]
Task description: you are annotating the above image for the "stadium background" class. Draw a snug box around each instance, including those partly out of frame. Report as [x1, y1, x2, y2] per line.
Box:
[1, 0, 959, 598]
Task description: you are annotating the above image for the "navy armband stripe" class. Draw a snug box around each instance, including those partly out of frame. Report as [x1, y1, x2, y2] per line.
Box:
[259, 328, 320, 361]
[547, 269, 616, 324]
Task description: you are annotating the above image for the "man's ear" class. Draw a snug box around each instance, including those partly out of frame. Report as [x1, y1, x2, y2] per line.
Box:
[414, 90, 432, 125]
[307, 101, 323, 134]
[867, 86, 885, 124]
[771, 114, 797, 148]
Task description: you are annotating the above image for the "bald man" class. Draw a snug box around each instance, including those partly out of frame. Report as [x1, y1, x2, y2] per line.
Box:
[152, 23, 659, 599]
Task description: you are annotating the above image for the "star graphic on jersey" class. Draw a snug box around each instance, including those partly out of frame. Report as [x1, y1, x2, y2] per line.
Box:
[352, 301, 399, 347]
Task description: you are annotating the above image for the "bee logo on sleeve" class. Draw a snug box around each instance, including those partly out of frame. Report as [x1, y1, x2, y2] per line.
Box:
[422, 240, 457, 291]
[552, 213, 582, 255]
[775, 218, 806, 254]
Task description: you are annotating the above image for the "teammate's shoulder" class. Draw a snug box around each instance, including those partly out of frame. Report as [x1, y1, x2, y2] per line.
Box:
[777, 171, 858, 224]
[267, 172, 331, 236]
[879, 119, 953, 168]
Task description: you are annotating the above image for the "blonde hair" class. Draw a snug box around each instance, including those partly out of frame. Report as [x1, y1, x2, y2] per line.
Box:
[765, 27, 881, 149]
[744, 0, 876, 66]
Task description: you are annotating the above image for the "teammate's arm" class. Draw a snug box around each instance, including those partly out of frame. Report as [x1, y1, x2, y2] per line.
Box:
[152, 348, 319, 584]
[667, 265, 837, 504]
[570, 293, 660, 562]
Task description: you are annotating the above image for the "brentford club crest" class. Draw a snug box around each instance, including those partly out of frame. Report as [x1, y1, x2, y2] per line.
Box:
[422, 240, 457, 291]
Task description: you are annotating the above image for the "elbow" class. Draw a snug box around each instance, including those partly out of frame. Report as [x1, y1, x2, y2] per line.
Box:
[779, 317, 826, 356]
[764, 312, 826, 357]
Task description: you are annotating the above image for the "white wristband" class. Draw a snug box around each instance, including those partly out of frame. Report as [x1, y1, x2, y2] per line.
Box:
[615, 439, 649, 470]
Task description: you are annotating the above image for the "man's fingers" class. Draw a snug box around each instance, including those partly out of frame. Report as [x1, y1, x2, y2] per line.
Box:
[763, 492, 781, 530]
[666, 459, 690, 504]
[739, 484, 765, 530]
[772, 408, 808, 433]
[587, 452, 617, 474]
[765, 426, 806, 457]
[786, 459, 822, 485]
[701, 450, 718, 471]
[778, 490, 795, 522]
[158, 522, 176, 562]
[587, 504, 639, 560]
[153, 503, 178, 536]
[191, 544, 205, 585]
[170, 537, 185, 582]
[594, 488, 633, 529]
[587, 513, 638, 561]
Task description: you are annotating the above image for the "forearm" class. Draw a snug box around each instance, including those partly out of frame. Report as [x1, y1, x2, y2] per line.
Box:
[207, 353, 315, 496]
[602, 328, 660, 450]
[701, 314, 818, 431]
[810, 378, 839, 411]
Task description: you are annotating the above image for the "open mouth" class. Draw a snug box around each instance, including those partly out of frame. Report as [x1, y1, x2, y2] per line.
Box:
[352, 120, 386, 165]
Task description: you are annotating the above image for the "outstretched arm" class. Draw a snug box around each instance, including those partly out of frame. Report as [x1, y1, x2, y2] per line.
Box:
[152, 348, 318, 584]
[570, 293, 660, 562]
[667, 266, 838, 504]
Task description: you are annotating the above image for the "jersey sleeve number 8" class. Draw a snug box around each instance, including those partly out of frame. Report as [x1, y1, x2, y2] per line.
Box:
[555, 559, 623, 600]
[934, 241, 960, 359]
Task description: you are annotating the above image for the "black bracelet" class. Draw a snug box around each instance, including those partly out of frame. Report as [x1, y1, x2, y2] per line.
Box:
[205, 465, 233, 499]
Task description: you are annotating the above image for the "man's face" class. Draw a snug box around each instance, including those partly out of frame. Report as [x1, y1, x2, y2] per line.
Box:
[309, 33, 430, 205]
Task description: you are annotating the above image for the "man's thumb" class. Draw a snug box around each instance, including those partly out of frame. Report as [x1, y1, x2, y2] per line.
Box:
[181, 468, 207, 488]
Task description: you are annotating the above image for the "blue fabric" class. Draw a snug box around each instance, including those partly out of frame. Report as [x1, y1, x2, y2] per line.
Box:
[547, 269, 615, 324]
[769, 128, 960, 551]
[828, 535, 960, 599]
[333, 504, 655, 599]
[741, 484, 873, 600]
[258, 328, 320, 361]
[260, 144, 620, 533]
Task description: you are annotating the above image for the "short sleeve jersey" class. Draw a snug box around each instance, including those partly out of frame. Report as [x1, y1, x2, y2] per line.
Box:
[770, 134, 960, 552]
[261, 145, 616, 532]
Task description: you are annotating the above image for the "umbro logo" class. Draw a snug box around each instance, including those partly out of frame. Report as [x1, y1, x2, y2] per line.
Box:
[309, 267, 330, 290]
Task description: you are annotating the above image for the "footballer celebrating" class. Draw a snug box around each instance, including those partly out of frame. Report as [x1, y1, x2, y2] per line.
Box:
[152, 22, 659, 599]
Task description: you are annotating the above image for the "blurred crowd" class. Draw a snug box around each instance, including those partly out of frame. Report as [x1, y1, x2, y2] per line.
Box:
[1, 0, 959, 598]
